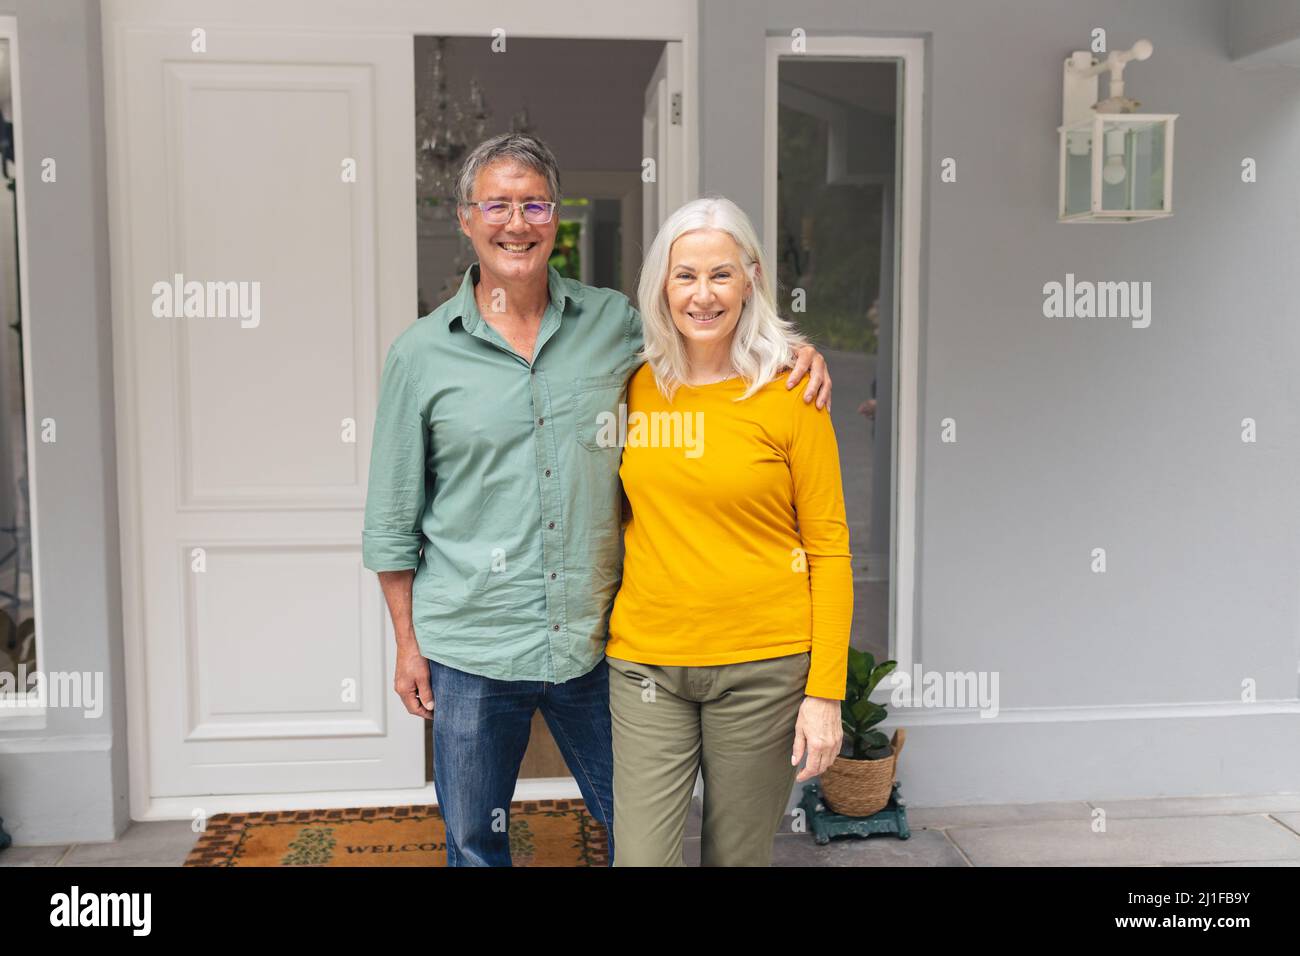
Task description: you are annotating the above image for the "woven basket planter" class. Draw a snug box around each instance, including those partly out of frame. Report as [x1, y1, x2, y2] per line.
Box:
[819, 727, 906, 817]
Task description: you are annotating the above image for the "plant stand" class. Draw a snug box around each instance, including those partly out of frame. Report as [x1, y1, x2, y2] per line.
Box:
[799, 781, 911, 844]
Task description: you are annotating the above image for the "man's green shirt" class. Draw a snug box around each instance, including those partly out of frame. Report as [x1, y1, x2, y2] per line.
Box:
[362, 263, 644, 682]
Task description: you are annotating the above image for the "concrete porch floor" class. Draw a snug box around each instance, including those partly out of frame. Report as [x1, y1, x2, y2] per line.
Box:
[3, 792, 1300, 867]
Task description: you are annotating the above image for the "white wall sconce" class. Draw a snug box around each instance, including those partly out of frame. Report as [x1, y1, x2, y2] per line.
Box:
[1058, 39, 1178, 223]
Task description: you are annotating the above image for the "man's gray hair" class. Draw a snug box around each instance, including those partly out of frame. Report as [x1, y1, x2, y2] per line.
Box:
[455, 133, 563, 207]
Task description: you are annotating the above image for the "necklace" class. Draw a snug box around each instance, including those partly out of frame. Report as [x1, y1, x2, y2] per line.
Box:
[692, 369, 737, 386]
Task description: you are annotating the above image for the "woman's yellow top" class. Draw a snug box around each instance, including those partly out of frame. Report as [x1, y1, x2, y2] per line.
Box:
[606, 362, 853, 699]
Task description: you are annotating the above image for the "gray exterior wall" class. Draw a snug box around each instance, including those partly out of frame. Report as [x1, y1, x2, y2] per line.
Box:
[0, 0, 126, 843]
[701, 0, 1300, 804]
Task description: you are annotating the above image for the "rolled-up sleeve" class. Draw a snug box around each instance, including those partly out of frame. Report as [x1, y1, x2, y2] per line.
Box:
[362, 343, 427, 571]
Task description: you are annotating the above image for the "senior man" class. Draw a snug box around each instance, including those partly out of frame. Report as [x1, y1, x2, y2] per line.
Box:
[362, 132, 831, 866]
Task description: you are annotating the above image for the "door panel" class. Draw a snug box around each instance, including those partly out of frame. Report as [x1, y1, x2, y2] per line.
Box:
[106, 21, 421, 797]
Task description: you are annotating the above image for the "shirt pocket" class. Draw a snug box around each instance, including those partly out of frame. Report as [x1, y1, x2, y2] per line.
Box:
[571, 373, 627, 452]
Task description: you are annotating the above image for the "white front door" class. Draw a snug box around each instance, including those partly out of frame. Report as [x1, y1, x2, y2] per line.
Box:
[642, 41, 686, 251]
[104, 0, 699, 815]
[104, 13, 422, 801]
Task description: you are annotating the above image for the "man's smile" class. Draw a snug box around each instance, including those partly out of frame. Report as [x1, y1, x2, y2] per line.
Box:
[498, 240, 539, 254]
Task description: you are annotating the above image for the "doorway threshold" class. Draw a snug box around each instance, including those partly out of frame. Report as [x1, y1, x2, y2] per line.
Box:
[138, 777, 583, 821]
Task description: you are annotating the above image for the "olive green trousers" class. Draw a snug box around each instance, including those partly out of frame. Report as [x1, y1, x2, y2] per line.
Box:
[606, 651, 810, 867]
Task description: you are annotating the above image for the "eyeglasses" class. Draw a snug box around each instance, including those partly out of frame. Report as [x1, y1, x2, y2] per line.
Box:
[469, 200, 557, 225]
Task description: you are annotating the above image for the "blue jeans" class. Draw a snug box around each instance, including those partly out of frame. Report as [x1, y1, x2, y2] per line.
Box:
[426, 656, 615, 866]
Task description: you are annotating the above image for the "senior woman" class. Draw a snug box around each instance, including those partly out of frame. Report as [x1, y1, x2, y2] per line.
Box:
[605, 196, 853, 866]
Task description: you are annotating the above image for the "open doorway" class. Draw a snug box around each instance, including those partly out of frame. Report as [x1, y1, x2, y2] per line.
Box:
[414, 36, 668, 310]
[411, 34, 668, 782]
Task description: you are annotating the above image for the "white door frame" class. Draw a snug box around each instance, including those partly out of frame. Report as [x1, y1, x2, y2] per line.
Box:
[642, 41, 686, 253]
[102, 0, 699, 818]
[0, 15, 46, 722]
[763, 36, 924, 685]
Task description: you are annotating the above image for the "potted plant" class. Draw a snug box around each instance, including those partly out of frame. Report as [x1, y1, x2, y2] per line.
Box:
[818, 647, 905, 817]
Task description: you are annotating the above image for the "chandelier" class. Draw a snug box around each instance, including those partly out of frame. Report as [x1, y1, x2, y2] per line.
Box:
[415, 37, 492, 208]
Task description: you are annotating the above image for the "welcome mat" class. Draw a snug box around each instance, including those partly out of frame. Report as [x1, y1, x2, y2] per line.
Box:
[184, 799, 608, 867]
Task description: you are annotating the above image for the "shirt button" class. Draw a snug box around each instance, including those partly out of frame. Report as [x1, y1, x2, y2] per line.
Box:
[552, 624, 560, 631]
[537, 417, 544, 426]
[547, 521, 555, 529]
[544, 469, 551, 477]
[550, 572, 557, 580]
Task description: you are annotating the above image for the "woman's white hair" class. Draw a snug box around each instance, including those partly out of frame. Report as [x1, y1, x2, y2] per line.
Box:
[636, 195, 807, 403]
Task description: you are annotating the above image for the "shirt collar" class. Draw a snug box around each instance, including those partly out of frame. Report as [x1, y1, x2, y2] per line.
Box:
[445, 262, 576, 333]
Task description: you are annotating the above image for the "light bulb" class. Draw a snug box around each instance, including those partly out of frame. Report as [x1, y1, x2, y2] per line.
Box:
[1102, 154, 1127, 185]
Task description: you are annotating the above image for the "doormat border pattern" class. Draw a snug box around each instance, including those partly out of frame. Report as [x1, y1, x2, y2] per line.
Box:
[184, 798, 607, 867]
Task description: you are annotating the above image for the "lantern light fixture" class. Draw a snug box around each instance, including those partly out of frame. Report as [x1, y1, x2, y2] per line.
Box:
[1058, 39, 1178, 223]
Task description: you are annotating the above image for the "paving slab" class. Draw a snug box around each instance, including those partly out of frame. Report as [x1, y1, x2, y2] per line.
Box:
[0, 844, 71, 866]
[908, 801, 1094, 828]
[60, 820, 198, 867]
[947, 813, 1300, 867]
